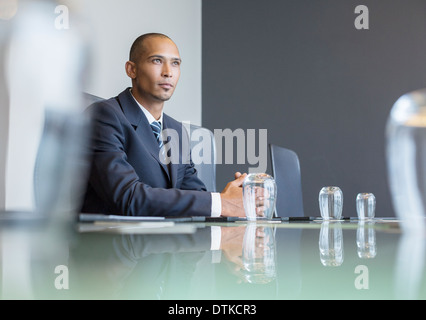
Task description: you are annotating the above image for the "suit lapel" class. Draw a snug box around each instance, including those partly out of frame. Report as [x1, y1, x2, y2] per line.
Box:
[117, 88, 171, 180]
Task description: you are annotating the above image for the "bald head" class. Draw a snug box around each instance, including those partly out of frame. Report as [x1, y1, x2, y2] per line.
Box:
[129, 33, 174, 63]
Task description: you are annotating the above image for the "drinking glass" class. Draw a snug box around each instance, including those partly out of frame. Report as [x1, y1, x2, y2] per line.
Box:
[243, 173, 277, 221]
[1, 0, 90, 229]
[319, 186, 343, 220]
[356, 193, 376, 220]
[386, 89, 426, 231]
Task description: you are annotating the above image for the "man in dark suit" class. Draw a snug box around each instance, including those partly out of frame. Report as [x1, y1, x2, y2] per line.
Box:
[82, 33, 246, 217]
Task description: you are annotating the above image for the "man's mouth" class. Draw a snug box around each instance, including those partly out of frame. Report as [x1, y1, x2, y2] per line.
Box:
[158, 83, 173, 89]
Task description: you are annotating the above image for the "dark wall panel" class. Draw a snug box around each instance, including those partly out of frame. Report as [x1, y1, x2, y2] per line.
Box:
[202, 0, 426, 217]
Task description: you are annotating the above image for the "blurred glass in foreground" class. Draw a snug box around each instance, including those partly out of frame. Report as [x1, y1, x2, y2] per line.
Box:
[0, 2, 11, 211]
[0, 0, 90, 225]
[0, 0, 90, 299]
[386, 89, 426, 232]
[394, 233, 426, 299]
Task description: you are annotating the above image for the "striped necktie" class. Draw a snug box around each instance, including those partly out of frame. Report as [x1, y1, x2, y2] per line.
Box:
[150, 121, 163, 148]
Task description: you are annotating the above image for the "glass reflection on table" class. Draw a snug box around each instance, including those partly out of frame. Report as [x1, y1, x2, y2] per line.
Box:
[394, 231, 426, 299]
[242, 224, 277, 284]
[319, 221, 344, 266]
[356, 221, 377, 259]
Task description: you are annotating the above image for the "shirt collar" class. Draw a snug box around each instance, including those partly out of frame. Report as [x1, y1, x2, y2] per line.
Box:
[130, 90, 163, 126]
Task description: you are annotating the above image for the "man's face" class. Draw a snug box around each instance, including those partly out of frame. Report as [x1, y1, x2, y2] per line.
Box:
[128, 36, 181, 103]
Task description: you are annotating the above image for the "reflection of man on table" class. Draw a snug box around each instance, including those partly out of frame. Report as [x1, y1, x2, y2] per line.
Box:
[82, 33, 246, 217]
[69, 226, 248, 298]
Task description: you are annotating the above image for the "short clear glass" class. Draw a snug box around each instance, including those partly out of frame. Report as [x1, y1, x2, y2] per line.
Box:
[356, 193, 376, 220]
[243, 173, 277, 221]
[319, 186, 343, 220]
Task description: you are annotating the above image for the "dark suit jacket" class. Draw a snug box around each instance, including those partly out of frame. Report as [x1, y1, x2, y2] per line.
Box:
[81, 88, 212, 216]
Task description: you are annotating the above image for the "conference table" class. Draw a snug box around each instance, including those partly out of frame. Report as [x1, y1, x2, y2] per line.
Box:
[0, 212, 425, 301]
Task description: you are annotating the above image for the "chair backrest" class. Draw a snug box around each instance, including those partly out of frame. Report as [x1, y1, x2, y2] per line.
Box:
[82, 93, 217, 192]
[83, 92, 104, 106]
[269, 144, 304, 217]
[187, 124, 217, 192]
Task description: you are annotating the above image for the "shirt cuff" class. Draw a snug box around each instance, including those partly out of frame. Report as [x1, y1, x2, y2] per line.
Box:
[211, 225, 222, 264]
[210, 192, 222, 217]
[210, 225, 221, 251]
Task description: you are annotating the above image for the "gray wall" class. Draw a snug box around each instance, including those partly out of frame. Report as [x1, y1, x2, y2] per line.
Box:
[202, 0, 426, 217]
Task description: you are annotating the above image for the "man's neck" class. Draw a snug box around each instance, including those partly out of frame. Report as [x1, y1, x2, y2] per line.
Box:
[131, 88, 164, 120]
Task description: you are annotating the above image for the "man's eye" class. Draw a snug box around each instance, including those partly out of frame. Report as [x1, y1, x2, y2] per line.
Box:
[172, 61, 181, 66]
[153, 59, 161, 63]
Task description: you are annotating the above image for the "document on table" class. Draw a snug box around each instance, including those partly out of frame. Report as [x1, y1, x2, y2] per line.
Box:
[79, 213, 166, 222]
[77, 220, 197, 234]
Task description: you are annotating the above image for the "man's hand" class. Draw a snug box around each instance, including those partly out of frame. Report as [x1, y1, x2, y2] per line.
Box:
[220, 226, 246, 270]
[220, 172, 247, 217]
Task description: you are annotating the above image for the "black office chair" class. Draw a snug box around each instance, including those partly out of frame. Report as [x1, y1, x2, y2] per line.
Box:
[82, 92, 217, 192]
[269, 144, 304, 217]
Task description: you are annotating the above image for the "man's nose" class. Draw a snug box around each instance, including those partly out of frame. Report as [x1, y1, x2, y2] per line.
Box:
[161, 64, 172, 77]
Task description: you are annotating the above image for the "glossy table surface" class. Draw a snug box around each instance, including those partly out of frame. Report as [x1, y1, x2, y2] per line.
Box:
[1, 215, 425, 300]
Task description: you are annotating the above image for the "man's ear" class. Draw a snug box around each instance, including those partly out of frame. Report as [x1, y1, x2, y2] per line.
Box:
[125, 61, 136, 79]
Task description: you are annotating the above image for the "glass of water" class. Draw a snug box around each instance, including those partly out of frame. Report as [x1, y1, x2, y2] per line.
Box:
[356, 193, 376, 220]
[243, 173, 277, 221]
[319, 186, 343, 220]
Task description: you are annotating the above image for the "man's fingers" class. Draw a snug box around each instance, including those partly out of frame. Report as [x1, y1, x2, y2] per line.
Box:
[232, 173, 247, 187]
[256, 206, 265, 216]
